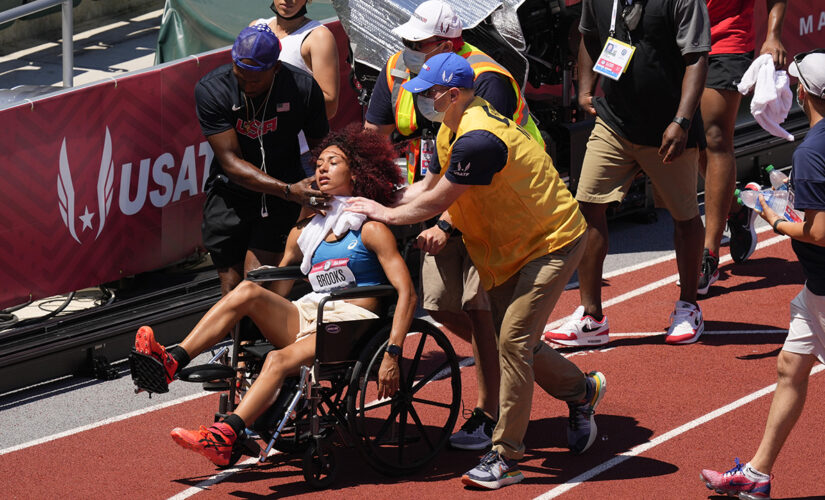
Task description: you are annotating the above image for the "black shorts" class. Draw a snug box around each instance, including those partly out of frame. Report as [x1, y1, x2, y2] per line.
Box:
[706, 52, 754, 91]
[201, 190, 301, 268]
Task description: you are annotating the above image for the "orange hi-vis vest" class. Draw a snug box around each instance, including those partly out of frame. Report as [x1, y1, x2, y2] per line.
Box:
[435, 98, 585, 289]
[385, 42, 544, 148]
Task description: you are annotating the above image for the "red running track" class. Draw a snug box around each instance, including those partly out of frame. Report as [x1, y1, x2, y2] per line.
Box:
[3, 230, 824, 499]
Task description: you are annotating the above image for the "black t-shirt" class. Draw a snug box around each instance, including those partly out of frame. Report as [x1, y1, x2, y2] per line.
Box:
[365, 64, 517, 136]
[580, 0, 711, 147]
[790, 119, 825, 295]
[429, 130, 509, 185]
[194, 62, 329, 203]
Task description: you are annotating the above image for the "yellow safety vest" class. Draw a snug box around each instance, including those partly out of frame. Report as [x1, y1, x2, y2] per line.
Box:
[435, 97, 586, 289]
[385, 42, 544, 148]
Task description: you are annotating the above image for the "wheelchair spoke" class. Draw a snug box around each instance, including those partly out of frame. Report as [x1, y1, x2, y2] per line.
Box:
[402, 332, 428, 391]
[359, 397, 393, 412]
[368, 398, 402, 445]
[405, 401, 436, 451]
[410, 396, 454, 410]
[396, 404, 409, 463]
[409, 359, 452, 395]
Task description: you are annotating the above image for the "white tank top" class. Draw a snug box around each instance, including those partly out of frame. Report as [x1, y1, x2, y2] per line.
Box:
[253, 17, 323, 74]
[252, 17, 324, 156]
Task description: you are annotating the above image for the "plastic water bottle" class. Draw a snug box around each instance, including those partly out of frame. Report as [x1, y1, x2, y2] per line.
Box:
[740, 189, 789, 215]
[763, 165, 803, 222]
[765, 165, 789, 190]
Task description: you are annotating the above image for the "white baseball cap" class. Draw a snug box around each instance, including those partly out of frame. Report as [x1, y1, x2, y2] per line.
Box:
[789, 49, 825, 98]
[391, 0, 462, 42]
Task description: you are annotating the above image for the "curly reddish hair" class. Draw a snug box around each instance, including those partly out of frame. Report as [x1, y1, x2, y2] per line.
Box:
[312, 124, 402, 205]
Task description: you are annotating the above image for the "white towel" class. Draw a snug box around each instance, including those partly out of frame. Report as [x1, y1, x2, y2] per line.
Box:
[737, 53, 794, 142]
[297, 196, 367, 274]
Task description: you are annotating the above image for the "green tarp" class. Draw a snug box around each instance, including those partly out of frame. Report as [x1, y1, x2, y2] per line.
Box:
[156, 0, 337, 63]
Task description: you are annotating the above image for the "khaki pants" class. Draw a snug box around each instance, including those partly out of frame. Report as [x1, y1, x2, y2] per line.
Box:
[421, 235, 491, 312]
[487, 234, 588, 459]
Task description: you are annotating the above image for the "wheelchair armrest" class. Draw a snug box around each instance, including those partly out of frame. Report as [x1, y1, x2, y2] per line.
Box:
[327, 284, 396, 301]
[246, 265, 305, 282]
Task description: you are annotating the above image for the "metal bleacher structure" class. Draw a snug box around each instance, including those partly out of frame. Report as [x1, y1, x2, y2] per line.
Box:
[0, 0, 810, 396]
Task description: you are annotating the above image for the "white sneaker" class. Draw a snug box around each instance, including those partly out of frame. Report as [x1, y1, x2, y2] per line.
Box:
[665, 300, 704, 344]
[545, 306, 610, 346]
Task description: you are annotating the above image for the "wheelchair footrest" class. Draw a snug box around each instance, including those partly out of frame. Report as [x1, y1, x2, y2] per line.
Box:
[129, 350, 170, 394]
[178, 363, 237, 383]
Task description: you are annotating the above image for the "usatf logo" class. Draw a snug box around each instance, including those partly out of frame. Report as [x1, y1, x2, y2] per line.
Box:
[453, 161, 471, 177]
[442, 71, 454, 83]
[57, 128, 214, 244]
[57, 128, 115, 243]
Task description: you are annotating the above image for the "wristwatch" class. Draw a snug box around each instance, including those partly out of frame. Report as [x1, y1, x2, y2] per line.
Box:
[672, 116, 691, 131]
[435, 219, 453, 234]
[385, 344, 402, 357]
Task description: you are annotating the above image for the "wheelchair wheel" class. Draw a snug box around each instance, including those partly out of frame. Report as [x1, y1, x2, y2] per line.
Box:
[302, 440, 336, 489]
[347, 319, 461, 476]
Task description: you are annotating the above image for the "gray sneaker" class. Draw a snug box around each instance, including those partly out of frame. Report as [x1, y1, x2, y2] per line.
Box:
[461, 450, 524, 489]
[449, 408, 495, 450]
[567, 371, 607, 454]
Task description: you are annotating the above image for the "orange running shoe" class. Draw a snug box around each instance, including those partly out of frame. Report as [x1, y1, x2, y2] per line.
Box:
[170, 422, 236, 466]
[134, 326, 178, 384]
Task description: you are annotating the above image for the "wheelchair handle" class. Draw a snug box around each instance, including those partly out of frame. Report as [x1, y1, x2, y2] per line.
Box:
[246, 265, 305, 282]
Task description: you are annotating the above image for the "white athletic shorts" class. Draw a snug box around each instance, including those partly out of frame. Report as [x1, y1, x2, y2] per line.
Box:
[783, 285, 825, 364]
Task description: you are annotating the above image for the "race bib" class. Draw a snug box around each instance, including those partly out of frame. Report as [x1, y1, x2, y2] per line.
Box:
[593, 37, 635, 81]
[308, 258, 356, 292]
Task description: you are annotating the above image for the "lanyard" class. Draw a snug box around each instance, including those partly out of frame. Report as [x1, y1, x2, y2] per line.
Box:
[609, 0, 633, 44]
[609, 0, 619, 37]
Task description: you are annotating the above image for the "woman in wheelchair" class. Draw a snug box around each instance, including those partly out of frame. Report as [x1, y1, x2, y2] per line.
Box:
[132, 126, 416, 467]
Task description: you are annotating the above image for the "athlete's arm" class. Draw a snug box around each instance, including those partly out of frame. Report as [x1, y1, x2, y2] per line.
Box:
[304, 26, 340, 119]
[761, 0, 787, 68]
[361, 221, 417, 398]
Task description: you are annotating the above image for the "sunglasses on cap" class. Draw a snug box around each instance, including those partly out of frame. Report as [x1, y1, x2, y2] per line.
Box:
[794, 48, 825, 98]
[402, 37, 447, 52]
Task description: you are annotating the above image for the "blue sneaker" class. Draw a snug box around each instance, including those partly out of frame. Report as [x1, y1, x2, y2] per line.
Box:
[567, 371, 607, 454]
[700, 458, 771, 499]
[461, 450, 524, 489]
[449, 408, 496, 450]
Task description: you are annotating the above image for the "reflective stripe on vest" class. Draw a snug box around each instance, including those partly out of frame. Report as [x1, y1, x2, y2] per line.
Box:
[385, 44, 544, 147]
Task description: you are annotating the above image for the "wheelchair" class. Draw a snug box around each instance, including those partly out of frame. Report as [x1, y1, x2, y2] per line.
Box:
[130, 264, 462, 489]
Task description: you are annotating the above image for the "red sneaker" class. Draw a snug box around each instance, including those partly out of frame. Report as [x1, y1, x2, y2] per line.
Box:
[134, 326, 177, 384]
[170, 422, 237, 467]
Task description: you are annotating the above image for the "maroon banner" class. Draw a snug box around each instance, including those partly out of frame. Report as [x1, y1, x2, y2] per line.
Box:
[0, 51, 227, 309]
[0, 21, 362, 309]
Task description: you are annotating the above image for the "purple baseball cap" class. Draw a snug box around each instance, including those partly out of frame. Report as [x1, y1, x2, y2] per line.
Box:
[232, 25, 281, 71]
[402, 52, 475, 93]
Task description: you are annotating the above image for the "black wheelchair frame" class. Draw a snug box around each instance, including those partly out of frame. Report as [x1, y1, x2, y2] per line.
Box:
[158, 264, 462, 488]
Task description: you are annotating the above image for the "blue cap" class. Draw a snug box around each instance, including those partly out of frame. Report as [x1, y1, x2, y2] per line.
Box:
[232, 25, 281, 71]
[401, 52, 474, 93]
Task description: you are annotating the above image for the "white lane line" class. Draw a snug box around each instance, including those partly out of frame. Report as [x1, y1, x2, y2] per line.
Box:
[0, 391, 211, 456]
[534, 364, 825, 500]
[563, 224, 774, 291]
[167, 451, 281, 500]
[607, 329, 786, 338]
[550, 233, 786, 329]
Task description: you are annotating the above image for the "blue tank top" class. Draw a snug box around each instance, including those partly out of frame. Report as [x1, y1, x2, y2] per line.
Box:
[307, 229, 387, 292]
